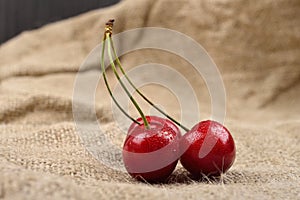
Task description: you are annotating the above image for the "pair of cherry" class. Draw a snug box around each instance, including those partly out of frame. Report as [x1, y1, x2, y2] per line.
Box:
[101, 20, 236, 183]
[123, 116, 236, 182]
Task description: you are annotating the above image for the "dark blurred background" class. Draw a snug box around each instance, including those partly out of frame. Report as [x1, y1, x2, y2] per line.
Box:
[0, 0, 120, 44]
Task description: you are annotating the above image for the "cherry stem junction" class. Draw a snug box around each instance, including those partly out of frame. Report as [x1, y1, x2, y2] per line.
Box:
[103, 19, 190, 132]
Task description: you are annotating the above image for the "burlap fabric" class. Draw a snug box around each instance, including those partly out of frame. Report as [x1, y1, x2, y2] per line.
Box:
[0, 0, 299, 199]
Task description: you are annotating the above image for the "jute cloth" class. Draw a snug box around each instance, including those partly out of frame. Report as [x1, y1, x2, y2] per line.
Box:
[0, 0, 299, 199]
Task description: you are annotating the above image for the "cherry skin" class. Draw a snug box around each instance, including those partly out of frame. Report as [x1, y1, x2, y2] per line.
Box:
[180, 120, 236, 177]
[123, 116, 181, 182]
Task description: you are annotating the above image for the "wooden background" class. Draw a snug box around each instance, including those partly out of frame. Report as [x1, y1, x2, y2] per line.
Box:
[0, 0, 120, 44]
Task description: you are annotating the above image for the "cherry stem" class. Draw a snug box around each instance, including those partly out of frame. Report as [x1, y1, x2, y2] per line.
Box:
[105, 31, 150, 129]
[107, 32, 190, 132]
[101, 33, 141, 125]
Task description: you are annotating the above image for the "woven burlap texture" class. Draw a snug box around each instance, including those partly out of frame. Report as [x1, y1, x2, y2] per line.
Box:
[0, 0, 299, 199]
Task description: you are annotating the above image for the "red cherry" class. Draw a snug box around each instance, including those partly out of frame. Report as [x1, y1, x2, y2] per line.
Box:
[180, 120, 235, 177]
[123, 116, 181, 182]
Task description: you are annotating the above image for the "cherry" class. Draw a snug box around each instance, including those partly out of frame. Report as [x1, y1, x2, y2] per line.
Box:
[102, 20, 183, 182]
[123, 116, 181, 182]
[180, 120, 235, 177]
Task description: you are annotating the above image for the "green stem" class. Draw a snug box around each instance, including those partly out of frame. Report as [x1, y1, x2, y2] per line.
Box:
[101, 36, 140, 125]
[108, 37, 190, 132]
[106, 33, 150, 129]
